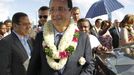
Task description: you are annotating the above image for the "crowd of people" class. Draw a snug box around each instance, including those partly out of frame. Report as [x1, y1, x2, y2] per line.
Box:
[0, 20, 12, 40]
[0, 0, 134, 75]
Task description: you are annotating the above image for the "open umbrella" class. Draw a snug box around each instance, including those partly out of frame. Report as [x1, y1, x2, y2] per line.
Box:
[85, 0, 124, 19]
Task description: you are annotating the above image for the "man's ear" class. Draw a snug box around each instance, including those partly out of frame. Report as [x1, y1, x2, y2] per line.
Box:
[12, 23, 18, 28]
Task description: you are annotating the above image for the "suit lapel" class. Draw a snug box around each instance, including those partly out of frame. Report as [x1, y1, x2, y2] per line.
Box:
[63, 32, 85, 75]
[11, 32, 28, 62]
[115, 27, 120, 39]
[27, 39, 33, 52]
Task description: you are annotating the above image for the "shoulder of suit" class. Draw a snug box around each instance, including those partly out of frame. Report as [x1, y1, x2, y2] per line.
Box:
[0, 34, 13, 46]
[79, 32, 89, 40]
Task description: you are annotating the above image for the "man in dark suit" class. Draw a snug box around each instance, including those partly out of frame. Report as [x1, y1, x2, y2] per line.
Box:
[27, 0, 94, 75]
[109, 19, 120, 48]
[0, 12, 33, 75]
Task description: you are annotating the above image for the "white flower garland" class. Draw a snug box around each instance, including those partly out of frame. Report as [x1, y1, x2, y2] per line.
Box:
[43, 19, 78, 70]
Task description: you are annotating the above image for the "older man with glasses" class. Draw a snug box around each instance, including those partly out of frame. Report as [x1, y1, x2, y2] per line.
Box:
[0, 12, 33, 75]
[27, 0, 94, 75]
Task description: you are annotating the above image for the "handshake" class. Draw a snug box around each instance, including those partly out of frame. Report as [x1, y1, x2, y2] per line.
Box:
[93, 45, 113, 55]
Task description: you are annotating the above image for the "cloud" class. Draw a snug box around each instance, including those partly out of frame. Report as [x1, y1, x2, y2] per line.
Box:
[0, 0, 132, 24]
[32, 0, 50, 2]
[0, 3, 10, 21]
[73, 0, 94, 4]
[119, 0, 134, 5]
[72, 0, 128, 24]
[0, 0, 14, 2]
[0, 0, 15, 21]
[112, 11, 124, 21]
[73, 0, 98, 7]
[72, 0, 99, 18]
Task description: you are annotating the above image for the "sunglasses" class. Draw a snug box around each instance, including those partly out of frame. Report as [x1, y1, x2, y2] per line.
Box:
[39, 15, 48, 19]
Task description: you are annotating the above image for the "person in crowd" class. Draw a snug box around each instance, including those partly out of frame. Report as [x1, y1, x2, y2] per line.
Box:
[0, 22, 7, 40]
[27, 0, 94, 75]
[98, 20, 113, 51]
[77, 18, 109, 56]
[92, 18, 102, 37]
[71, 6, 80, 23]
[119, 14, 134, 55]
[0, 12, 33, 75]
[37, 6, 49, 32]
[29, 6, 50, 40]
[96, 20, 115, 75]
[77, 18, 100, 49]
[4, 19, 12, 36]
[109, 19, 120, 48]
[77, 18, 114, 75]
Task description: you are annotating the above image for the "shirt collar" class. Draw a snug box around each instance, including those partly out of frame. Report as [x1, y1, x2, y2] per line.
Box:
[54, 28, 64, 37]
[13, 30, 29, 41]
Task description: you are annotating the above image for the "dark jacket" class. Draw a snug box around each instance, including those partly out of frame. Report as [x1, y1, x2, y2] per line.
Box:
[27, 31, 94, 75]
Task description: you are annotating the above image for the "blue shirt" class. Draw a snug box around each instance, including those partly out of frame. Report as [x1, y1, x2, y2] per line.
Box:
[13, 31, 31, 58]
[54, 29, 64, 75]
[54, 29, 64, 47]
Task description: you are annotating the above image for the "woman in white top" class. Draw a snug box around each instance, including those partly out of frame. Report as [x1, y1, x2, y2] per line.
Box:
[119, 14, 134, 55]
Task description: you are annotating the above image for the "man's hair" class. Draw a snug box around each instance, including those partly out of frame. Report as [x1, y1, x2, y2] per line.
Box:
[77, 18, 92, 29]
[119, 14, 134, 27]
[71, 7, 79, 11]
[12, 12, 28, 25]
[38, 6, 49, 11]
[0, 22, 4, 28]
[4, 19, 12, 24]
[95, 18, 102, 24]
[49, 0, 73, 10]
[100, 20, 109, 29]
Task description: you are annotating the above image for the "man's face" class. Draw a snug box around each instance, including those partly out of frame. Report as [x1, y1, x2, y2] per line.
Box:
[5, 22, 12, 31]
[78, 21, 90, 33]
[72, 9, 80, 22]
[38, 10, 49, 25]
[15, 16, 31, 36]
[114, 20, 120, 27]
[49, 0, 71, 26]
[96, 20, 102, 28]
[0, 24, 7, 35]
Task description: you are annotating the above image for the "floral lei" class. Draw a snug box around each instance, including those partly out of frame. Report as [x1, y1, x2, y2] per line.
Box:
[42, 19, 79, 70]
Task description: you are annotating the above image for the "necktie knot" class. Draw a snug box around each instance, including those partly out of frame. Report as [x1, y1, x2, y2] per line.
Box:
[55, 34, 63, 48]
[56, 34, 62, 39]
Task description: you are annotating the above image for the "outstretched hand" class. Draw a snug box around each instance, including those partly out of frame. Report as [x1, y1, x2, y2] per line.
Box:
[93, 45, 109, 55]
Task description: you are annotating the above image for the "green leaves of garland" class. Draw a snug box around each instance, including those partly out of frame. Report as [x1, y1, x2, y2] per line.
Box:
[65, 45, 74, 54]
[44, 46, 53, 57]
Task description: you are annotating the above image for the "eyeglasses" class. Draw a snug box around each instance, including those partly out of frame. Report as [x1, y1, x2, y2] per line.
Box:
[39, 15, 48, 19]
[73, 13, 80, 16]
[50, 7, 69, 13]
[78, 25, 89, 28]
[18, 23, 31, 27]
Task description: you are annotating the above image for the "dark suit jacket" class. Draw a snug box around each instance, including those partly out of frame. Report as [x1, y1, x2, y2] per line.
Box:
[0, 32, 33, 75]
[109, 27, 120, 48]
[27, 31, 94, 75]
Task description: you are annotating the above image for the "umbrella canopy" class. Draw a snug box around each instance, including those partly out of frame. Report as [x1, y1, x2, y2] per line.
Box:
[85, 0, 124, 18]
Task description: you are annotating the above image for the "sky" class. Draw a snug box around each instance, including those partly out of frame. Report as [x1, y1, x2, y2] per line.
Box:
[0, 0, 134, 25]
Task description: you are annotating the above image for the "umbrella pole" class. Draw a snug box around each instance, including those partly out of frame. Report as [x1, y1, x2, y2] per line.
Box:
[108, 13, 112, 21]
